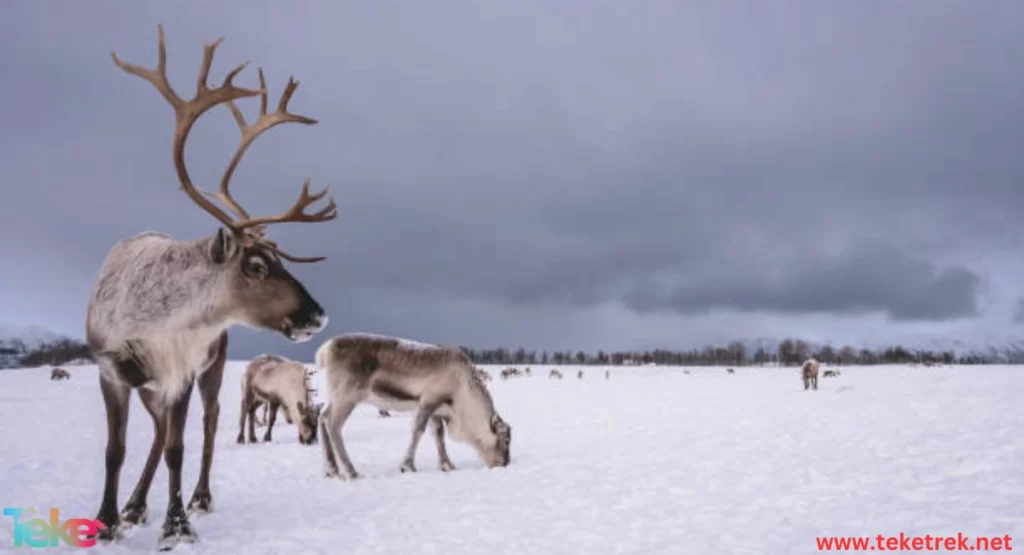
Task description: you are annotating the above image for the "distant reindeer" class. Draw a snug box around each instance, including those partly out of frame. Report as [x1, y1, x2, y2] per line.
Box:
[474, 368, 492, 382]
[500, 367, 522, 380]
[683, 369, 691, 375]
[524, 367, 532, 377]
[316, 333, 511, 479]
[379, 409, 392, 418]
[577, 370, 583, 379]
[822, 369, 840, 378]
[238, 354, 320, 444]
[726, 368, 735, 374]
[605, 370, 609, 380]
[549, 369, 563, 379]
[85, 26, 335, 549]
[802, 358, 820, 390]
[50, 367, 71, 381]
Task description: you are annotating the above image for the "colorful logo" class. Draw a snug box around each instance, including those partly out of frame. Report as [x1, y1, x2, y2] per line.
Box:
[3, 508, 105, 548]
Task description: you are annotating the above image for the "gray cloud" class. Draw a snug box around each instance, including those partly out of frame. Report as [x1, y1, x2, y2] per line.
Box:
[2, 1, 1024, 358]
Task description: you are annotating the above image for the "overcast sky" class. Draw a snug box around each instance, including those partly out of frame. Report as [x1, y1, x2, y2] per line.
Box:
[3, 1, 1024, 360]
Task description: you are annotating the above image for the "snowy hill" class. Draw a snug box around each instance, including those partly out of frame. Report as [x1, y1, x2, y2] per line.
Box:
[0, 362, 1020, 552]
[0, 324, 66, 350]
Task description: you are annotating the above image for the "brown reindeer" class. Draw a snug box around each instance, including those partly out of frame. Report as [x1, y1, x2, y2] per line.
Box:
[802, 358, 820, 390]
[50, 367, 71, 381]
[86, 26, 336, 549]
[238, 354, 321, 445]
[726, 368, 735, 374]
[549, 369, 563, 379]
[315, 333, 511, 478]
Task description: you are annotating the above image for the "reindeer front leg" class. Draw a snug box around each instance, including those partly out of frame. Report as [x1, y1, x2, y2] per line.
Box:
[431, 416, 455, 472]
[94, 375, 131, 542]
[157, 381, 197, 550]
[400, 400, 445, 473]
[189, 342, 225, 515]
[263, 403, 280, 442]
[320, 398, 360, 480]
[120, 389, 167, 527]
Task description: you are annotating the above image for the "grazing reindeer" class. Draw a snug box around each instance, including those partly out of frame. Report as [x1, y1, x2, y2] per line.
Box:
[50, 367, 71, 381]
[86, 26, 336, 549]
[316, 333, 512, 479]
[822, 369, 840, 378]
[726, 368, 735, 374]
[683, 369, 691, 375]
[549, 369, 563, 379]
[801, 358, 820, 390]
[238, 354, 320, 444]
[379, 409, 392, 418]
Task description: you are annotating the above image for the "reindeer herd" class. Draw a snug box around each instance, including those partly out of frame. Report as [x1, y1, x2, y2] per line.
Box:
[62, 25, 860, 551]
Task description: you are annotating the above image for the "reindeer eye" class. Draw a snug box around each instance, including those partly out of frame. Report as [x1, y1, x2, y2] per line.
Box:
[243, 256, 268, 279]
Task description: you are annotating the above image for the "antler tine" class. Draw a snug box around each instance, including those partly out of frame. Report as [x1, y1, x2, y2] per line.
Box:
[110, 25, 183, 109]
[113, 24, 264, 230]
[203, 69, 323, 227]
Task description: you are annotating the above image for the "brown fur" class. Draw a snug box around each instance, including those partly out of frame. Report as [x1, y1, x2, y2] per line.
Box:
[50, 367, 71, 381]
[802, 358, 820, 390]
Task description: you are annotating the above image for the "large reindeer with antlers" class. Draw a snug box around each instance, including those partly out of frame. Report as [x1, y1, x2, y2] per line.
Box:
[86, 26, 336, 550]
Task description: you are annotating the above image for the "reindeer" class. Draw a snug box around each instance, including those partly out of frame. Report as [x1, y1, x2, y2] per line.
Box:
[726, 368, 735, 374]
[549, 369, 563, 379]
[315, 333, 512, 480]
[822, 369, 840, 378]
[474, 368, 492, 382]
[801, 358, 820, 390]
[85, 26, 336, 549]
[577, 370, 583, 379]
[524, 367, 532, 377]
[50, 367, 71, 381]
[605, 370, 610, 380]
[238, 354, 321, 444]
[379, 409, 392, 418]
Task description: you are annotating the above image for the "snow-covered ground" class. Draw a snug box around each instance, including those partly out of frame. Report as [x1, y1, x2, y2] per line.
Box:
[1, 363, 1021, 553]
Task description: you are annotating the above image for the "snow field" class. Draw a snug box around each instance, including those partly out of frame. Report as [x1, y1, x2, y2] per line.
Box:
[0, 363, 1021, 554]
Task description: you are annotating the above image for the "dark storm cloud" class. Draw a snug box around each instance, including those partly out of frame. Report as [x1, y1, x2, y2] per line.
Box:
[2, 0, 1023, 355]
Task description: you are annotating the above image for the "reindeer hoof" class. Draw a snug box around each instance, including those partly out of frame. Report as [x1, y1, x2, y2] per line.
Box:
[157, 511, 197, 551]
[91, 520, 124, 543]
[236, 435, 245, 444]
[400, 461, 417, 473]
[120, 503, 148, 526]
[262, 435, 272, 443]
[439, 460, 455, 472]
[187, 492, 213, 514]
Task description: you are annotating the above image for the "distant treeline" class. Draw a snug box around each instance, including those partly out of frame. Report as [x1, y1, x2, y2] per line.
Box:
[0, 338, 93, 368]
[460, 339, 1001, 367]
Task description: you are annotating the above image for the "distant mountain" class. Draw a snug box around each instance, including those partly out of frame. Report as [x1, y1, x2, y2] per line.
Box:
[0, 324, 66, 349]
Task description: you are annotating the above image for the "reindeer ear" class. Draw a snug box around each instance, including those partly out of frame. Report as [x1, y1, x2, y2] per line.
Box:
[210, 227, 241, 264]
[490, 414, 508, 432]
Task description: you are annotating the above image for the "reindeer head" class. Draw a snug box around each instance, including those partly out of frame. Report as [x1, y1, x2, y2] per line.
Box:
[295, 399, 320, 445]
[476, 413, 511, 468]
[111, 25, 337, 344]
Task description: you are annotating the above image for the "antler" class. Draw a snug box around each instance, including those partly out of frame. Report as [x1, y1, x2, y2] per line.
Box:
[111, 25, 337, 263]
